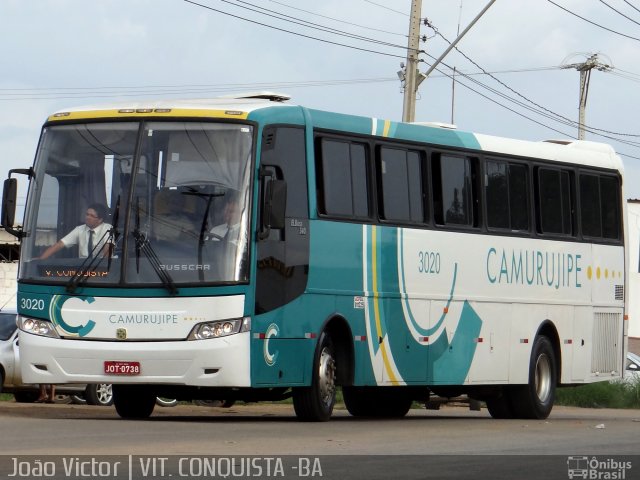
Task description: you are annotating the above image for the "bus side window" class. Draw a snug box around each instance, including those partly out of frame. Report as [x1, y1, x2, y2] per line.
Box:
[316, 137, 370, 220]
[432, 153, 476, 228]
[579, 172, 621, 241]
[536, 167, 575, 236]
[377, 146, 426, 224]
[485, 159, 530, 232]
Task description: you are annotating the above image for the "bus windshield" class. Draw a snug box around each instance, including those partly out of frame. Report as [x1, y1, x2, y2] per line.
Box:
[19, 121, 254, 288]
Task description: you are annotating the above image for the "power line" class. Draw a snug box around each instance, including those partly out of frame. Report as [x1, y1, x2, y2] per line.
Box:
[623, 0, 640, 15]
[0, 67, 568, 100]
[546, 0, 640, 42]
[265, 0, 406, 37]
[0, 78, 401, 101]
[183, 0, 406, 59]
[224, 0, 409, 51]
[429, 27, 640, 138]
[598, 0, 640, 27]
[424, 52, 640, 148]
[361, 0, 408, 17]
[429, 62, 640, 160]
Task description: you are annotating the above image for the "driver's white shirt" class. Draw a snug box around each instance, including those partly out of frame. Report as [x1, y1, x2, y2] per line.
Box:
[60, 222, 112, 258]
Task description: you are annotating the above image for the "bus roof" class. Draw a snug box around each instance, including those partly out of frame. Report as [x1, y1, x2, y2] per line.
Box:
[46, 95, 291, 122]
[47, 95, 624, 174]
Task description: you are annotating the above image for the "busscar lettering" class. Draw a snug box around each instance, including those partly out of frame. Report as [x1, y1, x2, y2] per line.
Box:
[159, 264, 211, 271]
[486, 247, 582, 288]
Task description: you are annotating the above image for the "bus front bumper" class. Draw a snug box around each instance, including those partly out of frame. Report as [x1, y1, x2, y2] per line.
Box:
[18, 330, 251, 387]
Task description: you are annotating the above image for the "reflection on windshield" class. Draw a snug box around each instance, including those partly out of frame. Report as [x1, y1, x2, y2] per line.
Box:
[20, 121, 253, 287]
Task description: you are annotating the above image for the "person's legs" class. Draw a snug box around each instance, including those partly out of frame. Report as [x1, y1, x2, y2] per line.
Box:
[48, 385, 56, 402]
[36, 384, 48, 402]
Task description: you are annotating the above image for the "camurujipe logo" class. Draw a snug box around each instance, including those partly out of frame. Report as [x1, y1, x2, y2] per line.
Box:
[567, 456, 632, 479]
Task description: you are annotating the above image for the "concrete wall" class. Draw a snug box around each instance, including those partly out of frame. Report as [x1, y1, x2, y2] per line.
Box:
[0, 261, 17, 310]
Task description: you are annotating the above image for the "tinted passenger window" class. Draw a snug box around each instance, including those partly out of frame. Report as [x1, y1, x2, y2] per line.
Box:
[318, 138, 369, 218]
[600, 176, 620, 240]
[537, 168, 573, 235]
[486, 160, 529, 231]
[378, 147, 424, 223]
[434, 155, 474, 226]
[580, 173, 620, 240]
[580, 174, 601, 237]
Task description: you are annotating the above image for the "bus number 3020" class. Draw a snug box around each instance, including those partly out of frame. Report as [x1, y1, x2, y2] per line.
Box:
[418, 251, 441, 274]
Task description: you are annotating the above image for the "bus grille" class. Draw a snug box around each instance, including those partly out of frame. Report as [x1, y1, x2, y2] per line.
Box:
[591, 312, 621, 375]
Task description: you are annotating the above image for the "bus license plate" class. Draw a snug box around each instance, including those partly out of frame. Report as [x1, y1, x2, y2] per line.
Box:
[104, 361, 141, 375]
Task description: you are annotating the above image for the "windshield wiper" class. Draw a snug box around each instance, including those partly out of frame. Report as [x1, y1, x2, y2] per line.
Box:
[132, 197, 178, 295]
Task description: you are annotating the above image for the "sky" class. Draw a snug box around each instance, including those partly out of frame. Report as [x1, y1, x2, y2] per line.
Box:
[1, 0, 640, 217]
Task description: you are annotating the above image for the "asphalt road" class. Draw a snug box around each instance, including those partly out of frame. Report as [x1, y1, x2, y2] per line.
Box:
[0, 401, 638, 479]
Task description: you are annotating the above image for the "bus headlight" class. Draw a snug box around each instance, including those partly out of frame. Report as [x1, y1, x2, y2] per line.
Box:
[17, 316, 60, 339]
[187, 317, 250, 341]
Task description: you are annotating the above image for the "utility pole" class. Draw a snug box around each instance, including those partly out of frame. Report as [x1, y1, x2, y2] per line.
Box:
[562, 53, 612, 140]
[399, 0, 497, 123]
[401, 0, 423, 123]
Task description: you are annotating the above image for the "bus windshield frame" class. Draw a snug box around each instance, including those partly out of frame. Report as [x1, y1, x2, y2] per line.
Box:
[19, 119, 255, 289]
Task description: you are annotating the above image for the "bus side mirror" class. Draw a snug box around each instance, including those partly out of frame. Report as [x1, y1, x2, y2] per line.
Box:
[2, 167, 33, 238]
[259, 178, 287, 240]
[2, 178, 18, 228]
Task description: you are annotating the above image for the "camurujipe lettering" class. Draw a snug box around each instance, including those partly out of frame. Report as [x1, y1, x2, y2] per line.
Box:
[109, 313, 178, 324]
[486, 248, 582, 289]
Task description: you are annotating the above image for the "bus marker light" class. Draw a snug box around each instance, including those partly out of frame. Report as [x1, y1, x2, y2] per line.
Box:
[564, 339, 573, 344]
[304, 333, 317, 339]
[419, 336, 429, 343]
[520, 339, 529, 344]
[443, 307, 449, 314]
[475, 338, 484, 343]
[354, 335, 367, 342]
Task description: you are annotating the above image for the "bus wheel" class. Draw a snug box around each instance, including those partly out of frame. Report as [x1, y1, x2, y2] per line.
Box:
[342, 386, 370, 416]
[293, 332, 336, 422]
[485, 389, 514, 419]
[112, 385, 156, 419]
[511, 335, 557, 419]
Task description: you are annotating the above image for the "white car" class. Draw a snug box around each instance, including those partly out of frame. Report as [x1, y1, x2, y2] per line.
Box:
[625, 352, 640, 383]
[0, 309, 107, 404]
[1, 309, 178, 407]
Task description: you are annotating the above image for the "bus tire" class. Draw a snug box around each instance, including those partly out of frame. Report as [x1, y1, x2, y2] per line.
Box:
[293, 332, 336, 422]
[112, 385, 156, 419]
[511, 335, 557, 419]
[342, 386, 371, 416]
[485, 389, 514, 419]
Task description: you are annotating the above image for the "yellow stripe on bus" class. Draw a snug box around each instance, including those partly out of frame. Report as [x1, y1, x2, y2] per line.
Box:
[47, 108, 249, 122]
[371, 225, 399, 384]
[382, 120, 391, 137]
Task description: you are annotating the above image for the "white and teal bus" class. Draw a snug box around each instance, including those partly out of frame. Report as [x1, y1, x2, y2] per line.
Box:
[2, 94, 627, 421]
